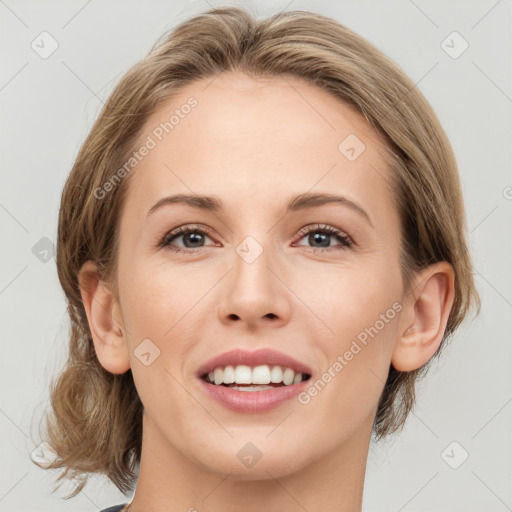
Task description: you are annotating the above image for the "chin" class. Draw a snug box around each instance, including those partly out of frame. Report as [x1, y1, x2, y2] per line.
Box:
[189, 441, 311, 480]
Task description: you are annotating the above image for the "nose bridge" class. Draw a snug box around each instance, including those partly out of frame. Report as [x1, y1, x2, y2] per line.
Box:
[228, 210, 277, 283]
[230, 232, 276, 299]
[217, 229, 291, 326]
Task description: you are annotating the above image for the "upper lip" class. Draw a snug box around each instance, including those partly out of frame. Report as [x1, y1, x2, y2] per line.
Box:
[197, 348, 312, 378]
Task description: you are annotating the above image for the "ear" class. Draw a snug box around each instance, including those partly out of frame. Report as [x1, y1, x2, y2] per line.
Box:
[391, 261, 456, 372]
[78, 260, 131, 375]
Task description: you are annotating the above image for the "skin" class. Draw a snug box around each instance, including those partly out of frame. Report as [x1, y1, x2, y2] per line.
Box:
[79, 71, 455, 512]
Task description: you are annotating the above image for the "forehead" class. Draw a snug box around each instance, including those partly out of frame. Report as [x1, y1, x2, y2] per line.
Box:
[124, 71, 395, 220]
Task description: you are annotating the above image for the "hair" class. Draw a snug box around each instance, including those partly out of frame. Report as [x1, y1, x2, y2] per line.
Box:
[32, 5, 480, 499]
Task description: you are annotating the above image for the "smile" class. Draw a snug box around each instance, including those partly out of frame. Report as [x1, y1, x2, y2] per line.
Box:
[197, 348, 312, 412]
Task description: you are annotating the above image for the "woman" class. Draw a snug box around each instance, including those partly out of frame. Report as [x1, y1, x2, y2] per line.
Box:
[33, 6, 479, 511]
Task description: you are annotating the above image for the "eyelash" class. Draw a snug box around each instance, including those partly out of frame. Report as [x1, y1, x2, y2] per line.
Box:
[159, 223, 354, 254]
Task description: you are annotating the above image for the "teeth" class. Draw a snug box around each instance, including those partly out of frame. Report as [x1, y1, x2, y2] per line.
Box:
[235, 365, 252, 384]
[283, 368, 295, 385]
[270, 366, 283, 383]
[204, 364, 306, 386]
[252, 365, 271, 384]
[223, 365, 235, 384]
[214, 368, 223, 385]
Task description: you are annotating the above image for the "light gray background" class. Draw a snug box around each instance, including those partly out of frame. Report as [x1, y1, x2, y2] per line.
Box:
[1, 0, 511, 510]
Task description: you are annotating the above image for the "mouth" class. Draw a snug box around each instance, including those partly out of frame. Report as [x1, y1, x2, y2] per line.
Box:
[196, 348, 312, 412]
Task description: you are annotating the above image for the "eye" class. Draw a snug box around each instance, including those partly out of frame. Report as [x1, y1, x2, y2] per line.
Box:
[293, 224, 353, 252]
[159, 223, 353, 254]
[159, 224, 217, 253]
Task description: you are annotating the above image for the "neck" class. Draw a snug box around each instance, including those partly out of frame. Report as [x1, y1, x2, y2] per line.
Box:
[127, 412, 374, 512]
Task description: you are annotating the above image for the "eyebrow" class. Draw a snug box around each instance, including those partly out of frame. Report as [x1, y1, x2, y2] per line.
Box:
[147, 192, 373, 227]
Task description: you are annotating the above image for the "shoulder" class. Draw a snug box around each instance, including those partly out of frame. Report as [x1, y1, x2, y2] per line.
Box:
[100, 505, 128, 512]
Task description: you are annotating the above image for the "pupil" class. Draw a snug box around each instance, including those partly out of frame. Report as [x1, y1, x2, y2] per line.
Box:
[185, 232, 203, 247]
[310, 232, 329, 247]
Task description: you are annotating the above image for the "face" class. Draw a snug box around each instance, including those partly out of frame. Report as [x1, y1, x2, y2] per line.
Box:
[113, 71, 405, 478]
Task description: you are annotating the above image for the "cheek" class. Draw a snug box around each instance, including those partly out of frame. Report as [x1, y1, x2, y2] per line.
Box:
[123, 259, 202, 333]
[121, 260, 214, 393]
[296, 280, 400, 445]
[298, 262, 402, 407]
[122, 263, 201, 429]
[335, 285, 399, 338]
[296, 258, 401, 335]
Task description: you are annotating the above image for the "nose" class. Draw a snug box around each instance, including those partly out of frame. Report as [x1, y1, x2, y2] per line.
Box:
[217, 243, 291, 331]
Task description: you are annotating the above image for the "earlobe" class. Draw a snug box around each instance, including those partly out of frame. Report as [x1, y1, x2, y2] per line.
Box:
[78, 260, 131, 375]
[391, 262, 455, 372]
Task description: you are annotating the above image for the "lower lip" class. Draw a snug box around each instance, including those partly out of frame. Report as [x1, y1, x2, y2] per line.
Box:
[198, 377, 310, 413]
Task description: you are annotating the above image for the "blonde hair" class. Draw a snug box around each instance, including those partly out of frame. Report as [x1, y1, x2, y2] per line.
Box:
[33, 6, 480, 498]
